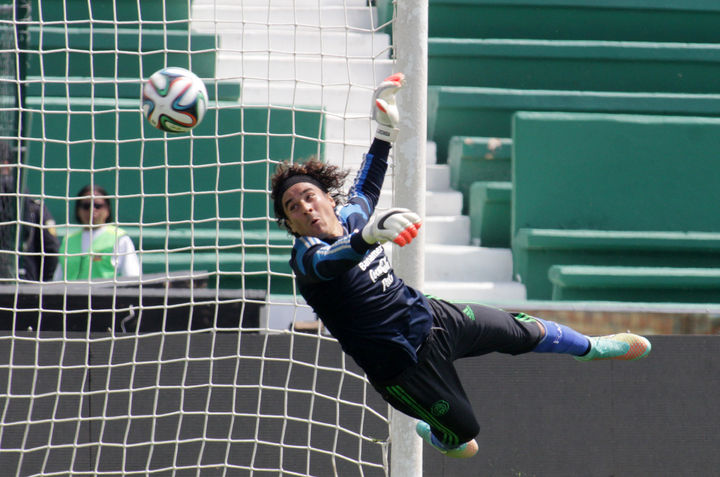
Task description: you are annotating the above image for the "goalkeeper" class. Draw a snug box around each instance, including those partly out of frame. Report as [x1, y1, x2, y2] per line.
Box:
[270, 72, 651, 459]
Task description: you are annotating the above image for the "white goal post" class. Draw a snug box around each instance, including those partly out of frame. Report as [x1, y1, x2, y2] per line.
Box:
[0, 0, 427, 476]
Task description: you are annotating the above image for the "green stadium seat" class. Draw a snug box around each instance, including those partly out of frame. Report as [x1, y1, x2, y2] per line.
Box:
[469, 181, 511, 249]
[515, 229, 720, 300]
[549, 265, 720, 303]
[429, 39, 720, 94]
[139, 250, 293, 293]
[512, 112, 720, 299]
[121, 227, 291, 252]
[428, 86, 720, 163]
[31, 0, 191, 29]
[448, 136, 511, 214]
[423, 0, 720, 42]
[24, 77, 241, 101]
[26, 26, 217, 78]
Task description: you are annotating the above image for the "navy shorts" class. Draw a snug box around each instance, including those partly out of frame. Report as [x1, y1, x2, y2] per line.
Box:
[371, 298, 542, 447]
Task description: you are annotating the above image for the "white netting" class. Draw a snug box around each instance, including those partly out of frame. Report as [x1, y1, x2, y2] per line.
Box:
[0, 0, 398, 475]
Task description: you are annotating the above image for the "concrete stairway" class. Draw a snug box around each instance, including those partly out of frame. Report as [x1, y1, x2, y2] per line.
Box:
[381, 142, 526, 302]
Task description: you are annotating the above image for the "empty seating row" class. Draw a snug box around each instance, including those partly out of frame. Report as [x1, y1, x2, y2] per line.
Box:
[425, 0, 720, 43]
[428, 86, 720, 163]
[429, 38, 720, 94]
[27, 26, 217, 79]
[549, 265, 720, 303]
[512, 111, 720, 301]
[31, 0, 191, 28]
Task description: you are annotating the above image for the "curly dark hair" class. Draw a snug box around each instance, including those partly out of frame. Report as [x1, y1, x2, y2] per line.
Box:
[270, 158, 349, 235]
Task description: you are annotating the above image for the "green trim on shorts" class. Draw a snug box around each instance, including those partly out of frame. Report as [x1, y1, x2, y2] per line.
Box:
[385, 385, 461, 448]
[424, 293, 488, 307]
[513, 312, 538, 323]
[461, 305, 475, 321]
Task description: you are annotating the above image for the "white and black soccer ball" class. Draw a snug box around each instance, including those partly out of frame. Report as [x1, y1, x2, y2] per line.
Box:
[142, 67, 208, 133]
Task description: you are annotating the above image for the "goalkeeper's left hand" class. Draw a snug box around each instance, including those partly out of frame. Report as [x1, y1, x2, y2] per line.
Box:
[361, 207, 422, 247]
[372, 72, 405, 143]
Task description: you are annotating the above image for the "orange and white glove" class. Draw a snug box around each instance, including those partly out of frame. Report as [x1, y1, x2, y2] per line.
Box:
[361, 208, 422, 247]
[372, 72, 405, 142]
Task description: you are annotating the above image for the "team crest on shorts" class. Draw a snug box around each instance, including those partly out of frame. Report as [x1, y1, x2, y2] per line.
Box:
[430, 399, 450, 417]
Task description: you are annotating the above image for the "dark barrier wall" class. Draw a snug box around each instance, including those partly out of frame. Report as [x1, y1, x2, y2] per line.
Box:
[0, 333, 389, 477]
[1, 334, 717, 476]
[426, 335, 720, 477]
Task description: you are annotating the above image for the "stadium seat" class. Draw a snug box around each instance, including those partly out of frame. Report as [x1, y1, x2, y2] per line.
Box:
[24, 76, 241, 101]
[447, 136, 512, 214]
[26, 26, 217, 79]
[469, 181, 511, 249]
[512, 111, 720, 299]
[515, 229, 720, 300]
[424, 0, 720, 43]
[30, 0, 191, 29]
[429, 39, 720, 94]
[428, 87, 720, 163]
[549, 265, 720, 303]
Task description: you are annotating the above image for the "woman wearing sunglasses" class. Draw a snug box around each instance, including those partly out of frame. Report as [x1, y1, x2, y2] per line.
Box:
[53, 184, 140, 281]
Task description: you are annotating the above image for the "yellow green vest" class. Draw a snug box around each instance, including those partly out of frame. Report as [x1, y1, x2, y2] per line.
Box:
[59, 225, 126, 280]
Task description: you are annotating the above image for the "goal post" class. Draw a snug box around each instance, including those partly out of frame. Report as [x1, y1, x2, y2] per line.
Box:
[0, 0, 427, 475]
[390, 0, 429, 476]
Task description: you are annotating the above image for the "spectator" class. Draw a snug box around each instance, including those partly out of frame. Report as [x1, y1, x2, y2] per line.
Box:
[0, 145, 59, 281]
[54, 184, 140, 281]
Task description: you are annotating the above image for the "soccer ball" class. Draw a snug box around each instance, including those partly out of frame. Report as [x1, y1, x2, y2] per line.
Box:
[142, 67, 208, 133]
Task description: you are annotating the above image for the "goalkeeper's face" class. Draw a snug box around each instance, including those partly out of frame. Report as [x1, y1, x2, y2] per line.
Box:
[282, 182, 343, 239]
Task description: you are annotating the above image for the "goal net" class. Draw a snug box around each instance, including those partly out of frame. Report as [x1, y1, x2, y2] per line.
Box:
[0, 0, 406, 475]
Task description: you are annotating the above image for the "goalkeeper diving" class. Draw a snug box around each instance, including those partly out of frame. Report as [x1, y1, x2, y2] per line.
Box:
[270, 73, 651, 458]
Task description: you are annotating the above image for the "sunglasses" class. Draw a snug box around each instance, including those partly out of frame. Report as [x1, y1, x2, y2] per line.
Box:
[79, 201, 108, 211]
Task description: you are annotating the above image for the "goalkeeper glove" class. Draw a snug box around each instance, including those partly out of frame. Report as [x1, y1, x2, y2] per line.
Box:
[372, 72, 405, 142]
[361, 208, 422, 247]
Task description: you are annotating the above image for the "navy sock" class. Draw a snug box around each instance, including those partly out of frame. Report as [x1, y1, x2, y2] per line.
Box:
[532, 318, 591, 356]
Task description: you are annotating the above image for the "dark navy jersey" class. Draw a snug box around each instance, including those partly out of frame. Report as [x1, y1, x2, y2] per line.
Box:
[288, 139, 433, 381]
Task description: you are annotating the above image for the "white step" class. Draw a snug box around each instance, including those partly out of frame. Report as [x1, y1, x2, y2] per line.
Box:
[238, 81, 374, 111]
[377, 162, 450, 193]
[324, 141, 443, 179]
[426, 141, 437, 164]
[323, 143, 375, 169]
[424, 244, 514, 282]
[425, 190, 462, 217]
[377, 189, 462, 216]
[192, 5, 378, 32]
[424, 216, 470, 245]
[215, 53, 393, 84]
[426, 164, 450, 190]
[194, 0, 369, 8]
[423, 281, 527, 303]
[215, 30, 390, 58]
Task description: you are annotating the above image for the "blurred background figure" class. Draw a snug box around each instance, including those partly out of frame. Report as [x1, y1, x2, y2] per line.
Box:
[53, 184, 140, 281]
[0, 141, 59, 281]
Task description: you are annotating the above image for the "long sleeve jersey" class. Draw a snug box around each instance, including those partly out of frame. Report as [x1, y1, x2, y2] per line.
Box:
[289, 139, 433, 381]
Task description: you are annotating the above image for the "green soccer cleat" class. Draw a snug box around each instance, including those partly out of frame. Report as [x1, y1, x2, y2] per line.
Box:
[574, 333, 651, 362]
[415, 421, 478, 458]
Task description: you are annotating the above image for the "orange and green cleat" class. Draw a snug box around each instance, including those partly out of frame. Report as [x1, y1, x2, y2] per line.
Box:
[574, 333, 651, 362]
